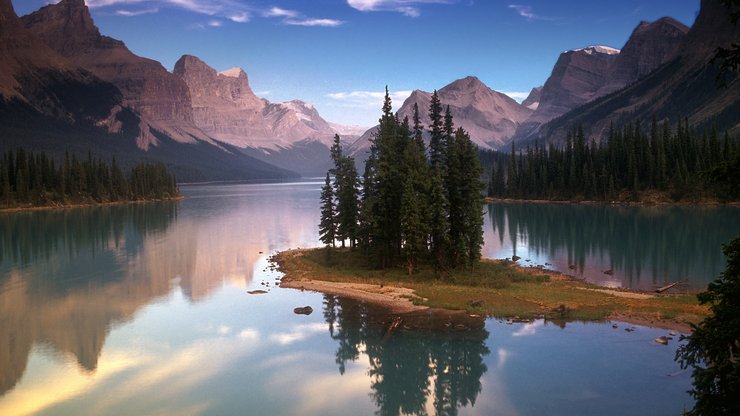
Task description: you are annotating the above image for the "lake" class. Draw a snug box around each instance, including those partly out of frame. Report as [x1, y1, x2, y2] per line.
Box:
[2, 180, 736, 415]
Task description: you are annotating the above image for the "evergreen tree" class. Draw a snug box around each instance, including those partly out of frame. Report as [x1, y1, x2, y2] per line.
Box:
[455, 128, 485, 268]
[335, 156, 360, 248]
[319, 173, 337, 248]
[676, 236, 740, 415]
[428, 171, 450, 275]
[428, 90, 445, 174]
[400, 176, 426, 275]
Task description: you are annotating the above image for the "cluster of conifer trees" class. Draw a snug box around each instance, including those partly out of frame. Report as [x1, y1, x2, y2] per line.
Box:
[320, 89, 485, 275]
[0, 148, 179, 207]
[488, 119, 740, 201]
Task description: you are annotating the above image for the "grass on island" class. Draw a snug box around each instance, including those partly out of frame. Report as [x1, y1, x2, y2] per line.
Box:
[276, 248, 709, 329]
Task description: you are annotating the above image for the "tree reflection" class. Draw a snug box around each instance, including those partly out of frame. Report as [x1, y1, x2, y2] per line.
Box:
[488, 203, 740, 289]
[323, 295, 489, 416]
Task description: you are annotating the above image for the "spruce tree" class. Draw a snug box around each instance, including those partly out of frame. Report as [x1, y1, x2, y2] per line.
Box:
[319, 173, 337, 248]
[428, 90, 444, 174]
[401, 176, 426, 275]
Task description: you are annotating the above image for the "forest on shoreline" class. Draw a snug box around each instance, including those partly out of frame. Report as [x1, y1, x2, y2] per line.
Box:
[0, 148, 180, 209]
[483, 119, 740, 203]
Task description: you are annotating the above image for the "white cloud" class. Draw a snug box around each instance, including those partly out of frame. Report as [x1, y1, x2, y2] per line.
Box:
[265, 6, 343, 27]
[229, 12, 250, 22]
[87, 0, 251, 23]
[90, 1, 341, 28]
[508, 4, 555, 21]
[347, 0, 453, 17]
[502, 91, 529, 103]
[327, 90, 413, 110]
[265, 6, 299, 18]
[285, 18, 344, 27]
[115, 7, 159, 16]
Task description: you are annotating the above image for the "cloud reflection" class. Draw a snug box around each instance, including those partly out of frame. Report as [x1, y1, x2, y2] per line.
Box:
[269, 323, 327, 346]
[512, 320, 544, 337]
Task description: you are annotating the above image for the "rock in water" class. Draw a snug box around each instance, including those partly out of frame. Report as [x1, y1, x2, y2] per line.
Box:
[293, 306, 313, 315]
[655, 336, 669, 345]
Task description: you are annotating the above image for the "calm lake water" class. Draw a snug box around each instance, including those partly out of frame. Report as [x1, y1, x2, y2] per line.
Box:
[2, 180, 736, 415]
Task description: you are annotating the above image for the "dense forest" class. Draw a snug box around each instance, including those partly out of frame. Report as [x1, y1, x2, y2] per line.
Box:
[485, 118, 740, 202]
[320, 88, 485, 275]
[0, 148, 179, 208]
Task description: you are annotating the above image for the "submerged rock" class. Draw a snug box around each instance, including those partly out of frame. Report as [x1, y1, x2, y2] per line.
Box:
[655, 336, 669, 345]
[247, 290, 268, 295]
[293, 306, 313, 315]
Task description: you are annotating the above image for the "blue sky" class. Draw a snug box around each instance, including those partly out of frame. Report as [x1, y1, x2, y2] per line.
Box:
[15, 0, 700, 127]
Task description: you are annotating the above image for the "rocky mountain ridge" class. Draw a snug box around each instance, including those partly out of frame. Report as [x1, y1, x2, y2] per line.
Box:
[513, 16, 690, 143]
[531, 0, 740, 146]
[348, 76, 533, 160]
[3, 0, 353, 178]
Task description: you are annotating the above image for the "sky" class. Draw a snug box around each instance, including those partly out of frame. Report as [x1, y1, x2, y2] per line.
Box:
[14, 0, 700, 127]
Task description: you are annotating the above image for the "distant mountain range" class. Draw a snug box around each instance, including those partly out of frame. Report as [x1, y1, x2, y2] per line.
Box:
[1, 0, 737, 180]
[352, 0, 738, 159]
[0, 0, 355, 179]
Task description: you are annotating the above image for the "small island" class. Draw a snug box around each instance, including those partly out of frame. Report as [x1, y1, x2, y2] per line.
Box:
[275, 91, 709, 333]
[274, 248, 707, 333]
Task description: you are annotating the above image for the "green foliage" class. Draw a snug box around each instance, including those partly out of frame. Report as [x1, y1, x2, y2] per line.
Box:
[0, 148, 178, 207]
[325, 134, 360, 249]
[322, 87, 485, 277]
[676, 237, 740, 415]
[487, 120, 739, 202]
[319, 173, 336, 248]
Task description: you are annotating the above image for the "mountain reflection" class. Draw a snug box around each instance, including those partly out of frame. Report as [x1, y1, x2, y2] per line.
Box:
[485, 203, 740, 289]
[0, 203, 179, 396]
[323, 295, 489, 416]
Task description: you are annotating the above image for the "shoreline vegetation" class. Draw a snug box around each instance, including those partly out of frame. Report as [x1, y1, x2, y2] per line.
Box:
[0, 195, 184, 213]
[275, 248, 708, 333]
[483, 122, 740, 204]
[484, 195, 740, 206]
[0, 148, 181, 211]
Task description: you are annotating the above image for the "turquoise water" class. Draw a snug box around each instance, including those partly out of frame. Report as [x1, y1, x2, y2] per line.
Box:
[484, 202, 740, 290]
[0, 181, 722, 415]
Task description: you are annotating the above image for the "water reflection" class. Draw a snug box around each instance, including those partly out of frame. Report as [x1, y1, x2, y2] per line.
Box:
[323, 295, 489, 416]
[484, 203, 740, 290]
[0, 203, 179, 396]
[0, 181, 324, 400]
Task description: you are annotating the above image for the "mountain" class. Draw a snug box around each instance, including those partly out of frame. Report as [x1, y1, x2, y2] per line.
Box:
[513, 46, 621, 141]
[1, 0, 296, 181]
[514, 16, 691, 143]
[20, 0, 209, 149]
[0, 0, 121, 126]
[596, 17, 689, 96]
[532, 0, 740, 145]
[349, 76, 533, 160]
[522, 86, 542, 110]
[172, 55, 272, 147]
[173, 54, 350, 175]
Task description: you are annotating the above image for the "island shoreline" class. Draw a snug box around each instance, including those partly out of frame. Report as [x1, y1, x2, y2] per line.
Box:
[274, 248, 704, 333]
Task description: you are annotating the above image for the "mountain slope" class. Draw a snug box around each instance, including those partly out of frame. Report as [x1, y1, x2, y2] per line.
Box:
[21, 0, 210, 149]
[0, 0, 122, 127]
[514, 17, 689, 143]
[174, 54, 347, 175]
[1, 0, 296, 181]
[349, 76, 533, 161]
[532, 0, 740, 145]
